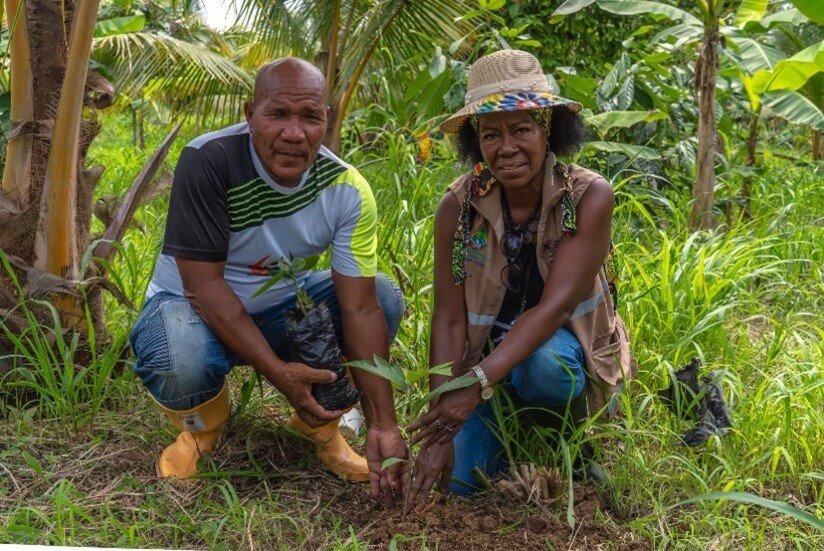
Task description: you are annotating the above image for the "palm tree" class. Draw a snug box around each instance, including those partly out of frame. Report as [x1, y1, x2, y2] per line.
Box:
[234, 0, 474, 152]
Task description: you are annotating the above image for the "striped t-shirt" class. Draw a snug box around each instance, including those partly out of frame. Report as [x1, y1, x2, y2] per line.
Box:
[146, 122, 377, 314]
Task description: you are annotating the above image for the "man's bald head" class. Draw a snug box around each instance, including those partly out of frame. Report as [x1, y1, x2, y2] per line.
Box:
[244, 57, 331, 187]
[252, 57, 326, 104]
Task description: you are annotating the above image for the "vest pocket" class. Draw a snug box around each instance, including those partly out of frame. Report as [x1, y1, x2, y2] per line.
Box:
[589, 321, 631, 388]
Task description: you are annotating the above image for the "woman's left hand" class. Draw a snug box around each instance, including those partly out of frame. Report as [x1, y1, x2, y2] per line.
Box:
[408, 385, 481, 448]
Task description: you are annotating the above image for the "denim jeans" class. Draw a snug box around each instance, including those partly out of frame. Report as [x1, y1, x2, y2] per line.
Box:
[449, 326, 586, 495]
[129, 270, 404, 410]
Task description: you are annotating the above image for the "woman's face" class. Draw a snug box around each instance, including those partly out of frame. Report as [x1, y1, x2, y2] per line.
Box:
[477, 111, 547, 191]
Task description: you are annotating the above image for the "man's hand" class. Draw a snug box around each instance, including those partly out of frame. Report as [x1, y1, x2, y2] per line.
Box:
[365, 425, 409, 500]
[409, 440, 454, 508]
[267, 362, 343, 427]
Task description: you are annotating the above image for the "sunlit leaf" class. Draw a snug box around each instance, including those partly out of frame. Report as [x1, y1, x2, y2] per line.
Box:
[552, 0, 598, 17]
[734, 0, 768, 28]
[597, 0, 702, 27]
[762, 90, 824, 130]
[751, 40, 824, 93]
[586, 110, 668, 134]
[788, 0, 824, 25]
[94, 13, 146, 38]
[586, 140, 661, 160]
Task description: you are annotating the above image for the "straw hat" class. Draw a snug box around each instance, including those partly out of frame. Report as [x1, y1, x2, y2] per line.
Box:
[439, 49, 582, 133]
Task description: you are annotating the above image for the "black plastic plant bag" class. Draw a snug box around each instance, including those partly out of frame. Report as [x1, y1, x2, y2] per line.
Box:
[285, 302, 362, 411]
[660, 358, 733, 447]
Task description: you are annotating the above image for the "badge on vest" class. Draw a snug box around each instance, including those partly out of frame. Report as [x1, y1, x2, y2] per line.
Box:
[470, 228, 487, 249]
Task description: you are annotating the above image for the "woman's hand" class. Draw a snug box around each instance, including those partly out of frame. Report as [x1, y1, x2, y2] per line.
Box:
[408, 440, 454, 508]
[408, 384, 480, 448]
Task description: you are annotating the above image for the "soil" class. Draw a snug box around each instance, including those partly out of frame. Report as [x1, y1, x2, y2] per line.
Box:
[230, 405, 651, 550]
[0, 390, 652, 550]
[321, 481, 649, 550]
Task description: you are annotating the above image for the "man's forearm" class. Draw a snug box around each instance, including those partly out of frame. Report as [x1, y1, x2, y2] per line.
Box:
[341, 307, 398, 429]
[184, 278, 286, 384]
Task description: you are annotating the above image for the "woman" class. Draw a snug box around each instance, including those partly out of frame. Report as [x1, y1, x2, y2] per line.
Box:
[408, 50, 633, 501]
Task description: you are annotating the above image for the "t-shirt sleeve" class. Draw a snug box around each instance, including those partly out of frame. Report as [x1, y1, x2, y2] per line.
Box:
[330, 169, 378, 278]
[161, 146, 230, 262]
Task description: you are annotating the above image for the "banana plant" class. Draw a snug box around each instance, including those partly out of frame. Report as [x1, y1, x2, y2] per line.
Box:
[553, 0, 822, 230]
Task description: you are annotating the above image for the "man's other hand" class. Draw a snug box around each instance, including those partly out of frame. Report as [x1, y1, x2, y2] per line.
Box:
[269, 362, 343, 427]
[365, 425, 409, 501]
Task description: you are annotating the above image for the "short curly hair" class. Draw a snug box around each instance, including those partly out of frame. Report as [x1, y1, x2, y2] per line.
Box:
[455, 106, 586, 165]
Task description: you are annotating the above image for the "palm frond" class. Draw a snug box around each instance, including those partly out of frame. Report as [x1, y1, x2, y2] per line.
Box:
[92, 31, 253, 122]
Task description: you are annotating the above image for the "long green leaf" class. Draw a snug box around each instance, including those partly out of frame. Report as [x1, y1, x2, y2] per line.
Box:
[734, 0, 768, 28]
[586, 110, 667, 134]
[762, 90, 824, 131]
[586, 140, 661, 160]
[552, 0, 598, 16]
[743, 8, 808, 32]
[348, 356, 409, 389]
[597, 0, 702, 26]
[94, 14, 146, 38]
[421, 374, 478, 402]
[676, 492, 824, 532]
[728, 37, 787, 74]
[751, 40, 824, 93]
[789, 0, 824, 25]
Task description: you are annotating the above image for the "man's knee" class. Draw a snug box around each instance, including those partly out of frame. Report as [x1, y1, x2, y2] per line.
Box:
[130, 296, 230, 410]
[511, 328, 585, 407]
[375, 273, 404, 340]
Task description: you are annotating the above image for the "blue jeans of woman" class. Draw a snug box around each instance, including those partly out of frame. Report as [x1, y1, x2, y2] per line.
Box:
[129, 270, 404, 411]
[449, 326, 586, 495]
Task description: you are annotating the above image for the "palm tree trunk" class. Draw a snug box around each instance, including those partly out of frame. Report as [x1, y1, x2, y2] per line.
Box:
[814, 130, 822, 161]
[326, 2, 405, 153]
[30, 0, 100, 327]
[691, 13, 719, 231]
[1, 0, 34, 207]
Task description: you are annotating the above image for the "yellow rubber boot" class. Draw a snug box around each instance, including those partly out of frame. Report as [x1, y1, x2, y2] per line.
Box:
[155, 384, 230, 480]
[290, 413, 370, 482]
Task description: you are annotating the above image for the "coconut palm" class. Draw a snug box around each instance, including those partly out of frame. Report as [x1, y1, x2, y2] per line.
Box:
[233, 0, 475, 152]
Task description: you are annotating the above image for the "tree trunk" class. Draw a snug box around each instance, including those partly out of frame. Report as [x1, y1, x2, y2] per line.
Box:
[741, 112, 759, 219]
[1, 0, 34, 208]
[814, 130, 822, 161]
[0, 0, 105, 331]
[691, 14, 719, 231]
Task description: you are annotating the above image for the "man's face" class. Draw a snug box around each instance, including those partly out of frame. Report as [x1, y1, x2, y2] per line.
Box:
[244, 67, 329, 187]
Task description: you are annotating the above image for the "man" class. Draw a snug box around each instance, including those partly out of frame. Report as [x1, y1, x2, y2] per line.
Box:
[129, 58, 408, 499]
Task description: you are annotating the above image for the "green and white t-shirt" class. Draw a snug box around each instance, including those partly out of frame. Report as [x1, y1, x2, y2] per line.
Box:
[146, 122, 377, 314]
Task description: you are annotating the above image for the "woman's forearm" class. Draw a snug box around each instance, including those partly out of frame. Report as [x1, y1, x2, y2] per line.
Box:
[478, 301, 571, 385]
[428, 319, 466, 399]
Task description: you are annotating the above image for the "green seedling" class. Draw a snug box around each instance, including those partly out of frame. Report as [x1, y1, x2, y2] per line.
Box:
[251, 254, 320, 315]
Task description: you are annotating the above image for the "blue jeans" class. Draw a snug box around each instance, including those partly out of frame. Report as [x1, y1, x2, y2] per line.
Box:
[129, 270, 404, 410]
[449, 326, 586, 495]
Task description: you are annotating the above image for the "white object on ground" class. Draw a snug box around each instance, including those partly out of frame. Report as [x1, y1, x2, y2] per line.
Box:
[338, 407, 365, 438]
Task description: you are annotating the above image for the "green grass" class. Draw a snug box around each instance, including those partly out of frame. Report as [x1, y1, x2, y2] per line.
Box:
[0, 112, 822, 549]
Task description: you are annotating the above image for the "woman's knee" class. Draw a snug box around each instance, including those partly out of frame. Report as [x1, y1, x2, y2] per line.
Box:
[130, 296, 231, 410]
[375, 273, 404, 340]
[511, 328, 585, 407]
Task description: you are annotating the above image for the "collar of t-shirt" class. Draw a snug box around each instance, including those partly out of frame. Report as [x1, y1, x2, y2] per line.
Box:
[248, 137, 310, 195]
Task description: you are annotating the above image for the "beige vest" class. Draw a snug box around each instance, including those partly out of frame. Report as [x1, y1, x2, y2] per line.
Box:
[448, 160, 635, 418]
